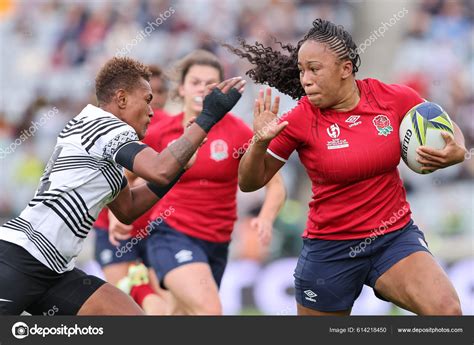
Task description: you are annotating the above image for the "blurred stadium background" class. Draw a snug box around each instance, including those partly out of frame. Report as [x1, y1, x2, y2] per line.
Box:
[0, 0, 472, 315]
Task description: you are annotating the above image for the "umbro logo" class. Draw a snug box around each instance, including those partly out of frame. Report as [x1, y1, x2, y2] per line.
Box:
[304, 290, 317, 302]
[345, 115, 362, 127]
[175, 249, 193, 263]
[418, 238, 429, 250]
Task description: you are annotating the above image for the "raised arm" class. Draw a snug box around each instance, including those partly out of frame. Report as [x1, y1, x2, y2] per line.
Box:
[109, 77, 245, 224]
[239, 88, 288, 192]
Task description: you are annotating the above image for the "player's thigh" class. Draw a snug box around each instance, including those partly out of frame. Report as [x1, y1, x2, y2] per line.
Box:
[78, 282, 143, 315]
[164, 262, 221, 315]
[146, 222, 221, 314]
[0, 261, 46, 315]
[374, 251, 461, 315]
[0, 240, 54, 315]
[147, 268, 180, 314]
[297, 303, 351, 316]
[26, 268, 105, 315]
[369, 223, 461, 315]
[146, 221, 209, 290]
[102, 262, 132, 286]
[294, 238, 370, 314]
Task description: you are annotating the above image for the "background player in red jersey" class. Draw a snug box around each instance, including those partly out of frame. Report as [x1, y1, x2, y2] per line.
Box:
[226, 19, 467, 316]
[110, 50, 286, 315]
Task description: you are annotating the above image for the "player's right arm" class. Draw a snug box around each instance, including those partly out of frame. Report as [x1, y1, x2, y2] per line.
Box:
[239, 88, 288, 192]
[108, 78, 245, 224]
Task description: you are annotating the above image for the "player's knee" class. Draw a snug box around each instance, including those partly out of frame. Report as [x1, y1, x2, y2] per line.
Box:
[188, 297, 222, 315]
[431, 294, 462, 315]
[439, 296, 462, 315]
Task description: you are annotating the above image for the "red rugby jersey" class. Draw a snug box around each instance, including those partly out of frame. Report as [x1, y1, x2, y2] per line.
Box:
[145, 112, 253, 243]
[93, 207, 153, 237]
[268, 78, 424, 240]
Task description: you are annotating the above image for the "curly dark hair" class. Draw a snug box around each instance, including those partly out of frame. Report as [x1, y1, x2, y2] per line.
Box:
[95, 57, 152, 105]
[224, 19, 361, 100]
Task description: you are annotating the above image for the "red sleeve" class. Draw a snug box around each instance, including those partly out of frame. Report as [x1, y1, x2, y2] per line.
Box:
[93, 208, 109, 229]
[267, 100, 307, 162]
[368, 79, 424, 123]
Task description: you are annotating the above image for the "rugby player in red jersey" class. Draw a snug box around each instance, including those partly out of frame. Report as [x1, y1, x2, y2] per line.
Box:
[110, 50, 286, 315]
[227, 19, 466, 315]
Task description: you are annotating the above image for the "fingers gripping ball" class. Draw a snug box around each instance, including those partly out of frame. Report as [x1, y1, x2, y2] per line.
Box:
[399, 102, 454, 174]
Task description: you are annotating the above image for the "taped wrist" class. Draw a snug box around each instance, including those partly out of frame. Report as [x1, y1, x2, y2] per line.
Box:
[195, 87, 242, 132]
[114, 142, 148, 171]
[195, 114, 216, 133]
[146, 169, 185, 198]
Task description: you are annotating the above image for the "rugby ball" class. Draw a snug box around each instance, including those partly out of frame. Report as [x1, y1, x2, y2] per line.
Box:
[399, 101, 454, 174]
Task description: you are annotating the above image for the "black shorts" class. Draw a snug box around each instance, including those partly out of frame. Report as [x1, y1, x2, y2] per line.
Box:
[146, 221, 229, 289]
[0, 240, 105, 315]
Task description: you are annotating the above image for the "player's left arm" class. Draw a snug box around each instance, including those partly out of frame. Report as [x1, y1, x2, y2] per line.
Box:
[249, 172, 286, 245]
[107, 176, 176, 225]
[416, 121, 468, 173]
[106, 170, 147, 244]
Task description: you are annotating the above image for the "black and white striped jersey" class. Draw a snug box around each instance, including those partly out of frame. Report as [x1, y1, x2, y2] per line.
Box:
[0, 105, 139, 273]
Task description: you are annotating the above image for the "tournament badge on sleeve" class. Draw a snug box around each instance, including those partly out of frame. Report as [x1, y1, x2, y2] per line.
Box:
[210, 139, 229, 162]
[372, 115, 393, 136]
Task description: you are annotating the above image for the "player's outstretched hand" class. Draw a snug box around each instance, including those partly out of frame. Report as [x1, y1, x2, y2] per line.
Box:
[253, 88, 288, 144]
[195, 77, 246, 132]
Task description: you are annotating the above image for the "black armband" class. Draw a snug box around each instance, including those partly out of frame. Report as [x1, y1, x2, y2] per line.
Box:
[147, 170, 185, 198]
[114, 142, 148, 171]
[120, 176, 128, 190]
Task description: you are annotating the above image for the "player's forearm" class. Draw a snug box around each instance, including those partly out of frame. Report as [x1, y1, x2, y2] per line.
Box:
[125, 184, 161, 222]
[133, 123, 206, 186]
[108, 183, 158, 224]
[109, 170, 184, 224]
[259, 172, 286, 223]
[239, 140, 270, 192]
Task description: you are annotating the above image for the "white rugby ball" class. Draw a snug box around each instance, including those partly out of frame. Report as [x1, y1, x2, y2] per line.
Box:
[399, 102, 454, 174]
